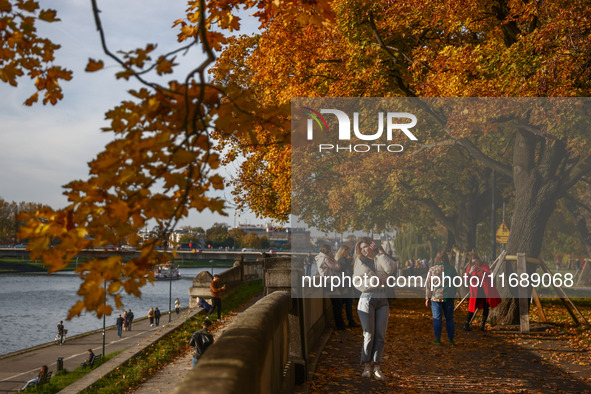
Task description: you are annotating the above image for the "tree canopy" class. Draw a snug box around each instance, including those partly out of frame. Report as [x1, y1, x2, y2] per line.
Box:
[4, 0, 591, 320]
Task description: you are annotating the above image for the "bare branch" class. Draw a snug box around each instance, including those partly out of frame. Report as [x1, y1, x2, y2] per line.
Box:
[445, 129, 513, 177]
[412, 139, 457, 156]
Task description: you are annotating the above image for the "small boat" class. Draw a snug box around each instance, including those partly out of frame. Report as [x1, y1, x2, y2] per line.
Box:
[154, 263, 181, 280]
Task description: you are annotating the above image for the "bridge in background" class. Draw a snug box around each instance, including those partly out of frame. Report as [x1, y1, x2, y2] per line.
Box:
[0, 247, 299, 263]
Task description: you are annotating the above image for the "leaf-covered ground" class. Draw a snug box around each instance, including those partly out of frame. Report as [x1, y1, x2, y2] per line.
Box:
[307, 298, 591, 393]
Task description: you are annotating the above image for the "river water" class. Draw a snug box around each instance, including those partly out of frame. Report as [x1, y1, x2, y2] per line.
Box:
[0, 267, 228, 356]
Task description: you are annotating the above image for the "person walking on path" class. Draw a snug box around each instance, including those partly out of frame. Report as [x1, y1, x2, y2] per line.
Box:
[122, 311, 129, 331]
[189, 319, 214, 367]
[175, 298, 181, 314]
[208, 275, 226, 321]
[19, 365, 48, 392]
[154, 307, 161, 326]
[464, 250, 502, 331]
[335, 245, 358, 328]
[116, 314, 124, 337]
[148, 307, 155, 327]
[316, 244, 345, 330]
[57, 321, 66, 345]
[353, 238, 397, 381]
[304, 252, 313, 276]
[425, 250, 459, 345]
[126, 309, 134, 331]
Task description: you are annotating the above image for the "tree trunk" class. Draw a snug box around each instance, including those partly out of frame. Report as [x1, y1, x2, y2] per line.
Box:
[563, 196, 591, 258]
[490, 131, 565, 325]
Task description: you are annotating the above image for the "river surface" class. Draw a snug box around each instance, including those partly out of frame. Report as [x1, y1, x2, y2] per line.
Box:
[0, 267, 228, 355]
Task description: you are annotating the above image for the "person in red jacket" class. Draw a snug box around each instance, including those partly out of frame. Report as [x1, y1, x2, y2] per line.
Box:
[464, 250, 502, 331]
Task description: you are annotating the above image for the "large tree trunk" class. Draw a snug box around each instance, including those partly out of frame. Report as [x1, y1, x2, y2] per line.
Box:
[490, 131, 566, 325]
[563, 195, 591, 258]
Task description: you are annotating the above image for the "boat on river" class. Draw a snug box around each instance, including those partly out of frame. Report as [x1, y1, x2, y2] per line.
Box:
[153, 263, 181, 280]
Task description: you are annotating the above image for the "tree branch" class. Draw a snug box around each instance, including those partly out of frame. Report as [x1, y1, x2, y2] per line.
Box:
[446, 131, 513, 177]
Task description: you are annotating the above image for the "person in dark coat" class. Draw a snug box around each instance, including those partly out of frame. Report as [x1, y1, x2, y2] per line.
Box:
[154, 307, 161, 326]
[116, 314, 124, 337]
[81, 349, 96, 367]
[189, 320, 214, 367]
[126, 309, 134, 331]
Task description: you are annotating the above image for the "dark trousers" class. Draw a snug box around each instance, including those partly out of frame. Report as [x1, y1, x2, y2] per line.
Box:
[209, 297, 222, 319]
[343, 297, 355, 325]
[330, 297, 346, 329]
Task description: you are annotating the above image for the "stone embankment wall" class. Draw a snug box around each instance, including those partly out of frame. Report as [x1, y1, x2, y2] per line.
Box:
[174, 291, 292, 394]
[177, 257, 331, 394]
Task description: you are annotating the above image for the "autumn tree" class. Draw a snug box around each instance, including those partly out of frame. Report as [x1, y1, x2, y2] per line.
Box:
[8, 0, 285, 318]
[5, 0, 591, 328]
[0, 198, 46, 244]
[212, 0, 591, 324]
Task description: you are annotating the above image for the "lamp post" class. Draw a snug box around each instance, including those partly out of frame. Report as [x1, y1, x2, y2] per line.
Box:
[102, 279, 106, 357]
[168, 266, 172, 323]
[491, 169, 496, 262]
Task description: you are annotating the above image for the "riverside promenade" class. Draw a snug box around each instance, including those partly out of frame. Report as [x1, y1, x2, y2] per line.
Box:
[0, 309, 194, 394]
[304, 298, 591, 393]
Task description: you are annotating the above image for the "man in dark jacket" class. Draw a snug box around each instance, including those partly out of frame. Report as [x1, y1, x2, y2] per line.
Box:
[57, 321, 65, 344]
[154, 307, 161, 326]
[126, 309, 134, 331]
[116, 314, 124, 337]
[190, 320, 214, 367]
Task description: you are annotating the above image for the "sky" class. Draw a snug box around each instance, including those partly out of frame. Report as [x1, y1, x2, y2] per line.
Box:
[0, 0, 271, 230]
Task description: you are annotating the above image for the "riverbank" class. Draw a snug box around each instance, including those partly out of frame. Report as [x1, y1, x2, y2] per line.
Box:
[0, 258, 233, 274]
[0, 279, 264, 393]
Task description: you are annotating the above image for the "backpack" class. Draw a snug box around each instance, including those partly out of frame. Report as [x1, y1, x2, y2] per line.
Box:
[191, 330, 214, 358]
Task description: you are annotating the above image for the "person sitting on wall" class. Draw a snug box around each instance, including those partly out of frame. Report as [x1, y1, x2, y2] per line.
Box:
[81, 349, 96, 367]
[198, 297, 212, 313]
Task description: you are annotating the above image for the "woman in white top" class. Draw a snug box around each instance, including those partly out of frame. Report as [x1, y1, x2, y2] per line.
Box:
[353, 238, 397, 381]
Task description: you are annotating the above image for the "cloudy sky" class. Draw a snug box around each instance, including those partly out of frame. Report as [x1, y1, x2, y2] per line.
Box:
[0, 0, 268, 229]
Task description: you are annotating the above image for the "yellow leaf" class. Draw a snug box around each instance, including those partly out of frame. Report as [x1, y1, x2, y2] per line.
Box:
[38, 9, 59, 22]
[85, 58, 104, 72]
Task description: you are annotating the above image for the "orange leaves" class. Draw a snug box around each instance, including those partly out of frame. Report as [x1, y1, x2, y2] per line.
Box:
[0, 0, 70, 105]
[38, 8, 58, 22]
[205, 31, 228, 51]
[0, 0, 12, 12]
[85, 58, 104, 72]
[209, 174, 224, 190]
[155, 56, 175, 75]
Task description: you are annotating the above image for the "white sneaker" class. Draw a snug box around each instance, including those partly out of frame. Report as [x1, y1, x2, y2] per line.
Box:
[361, 363, 371, 378]
[373, 365, 384, 381]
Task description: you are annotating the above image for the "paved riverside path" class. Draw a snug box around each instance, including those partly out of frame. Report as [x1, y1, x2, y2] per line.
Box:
[0, 310, 189, 394]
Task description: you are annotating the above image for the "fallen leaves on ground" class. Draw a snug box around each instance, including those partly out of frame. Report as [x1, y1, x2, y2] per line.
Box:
[309, 298, 591, 393]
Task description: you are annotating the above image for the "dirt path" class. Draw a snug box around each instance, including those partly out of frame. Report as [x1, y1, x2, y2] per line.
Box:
[308, 299, 591, 393]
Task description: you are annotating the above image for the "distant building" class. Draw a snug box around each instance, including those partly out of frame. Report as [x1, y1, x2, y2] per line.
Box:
[235, 223, 311, 250]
